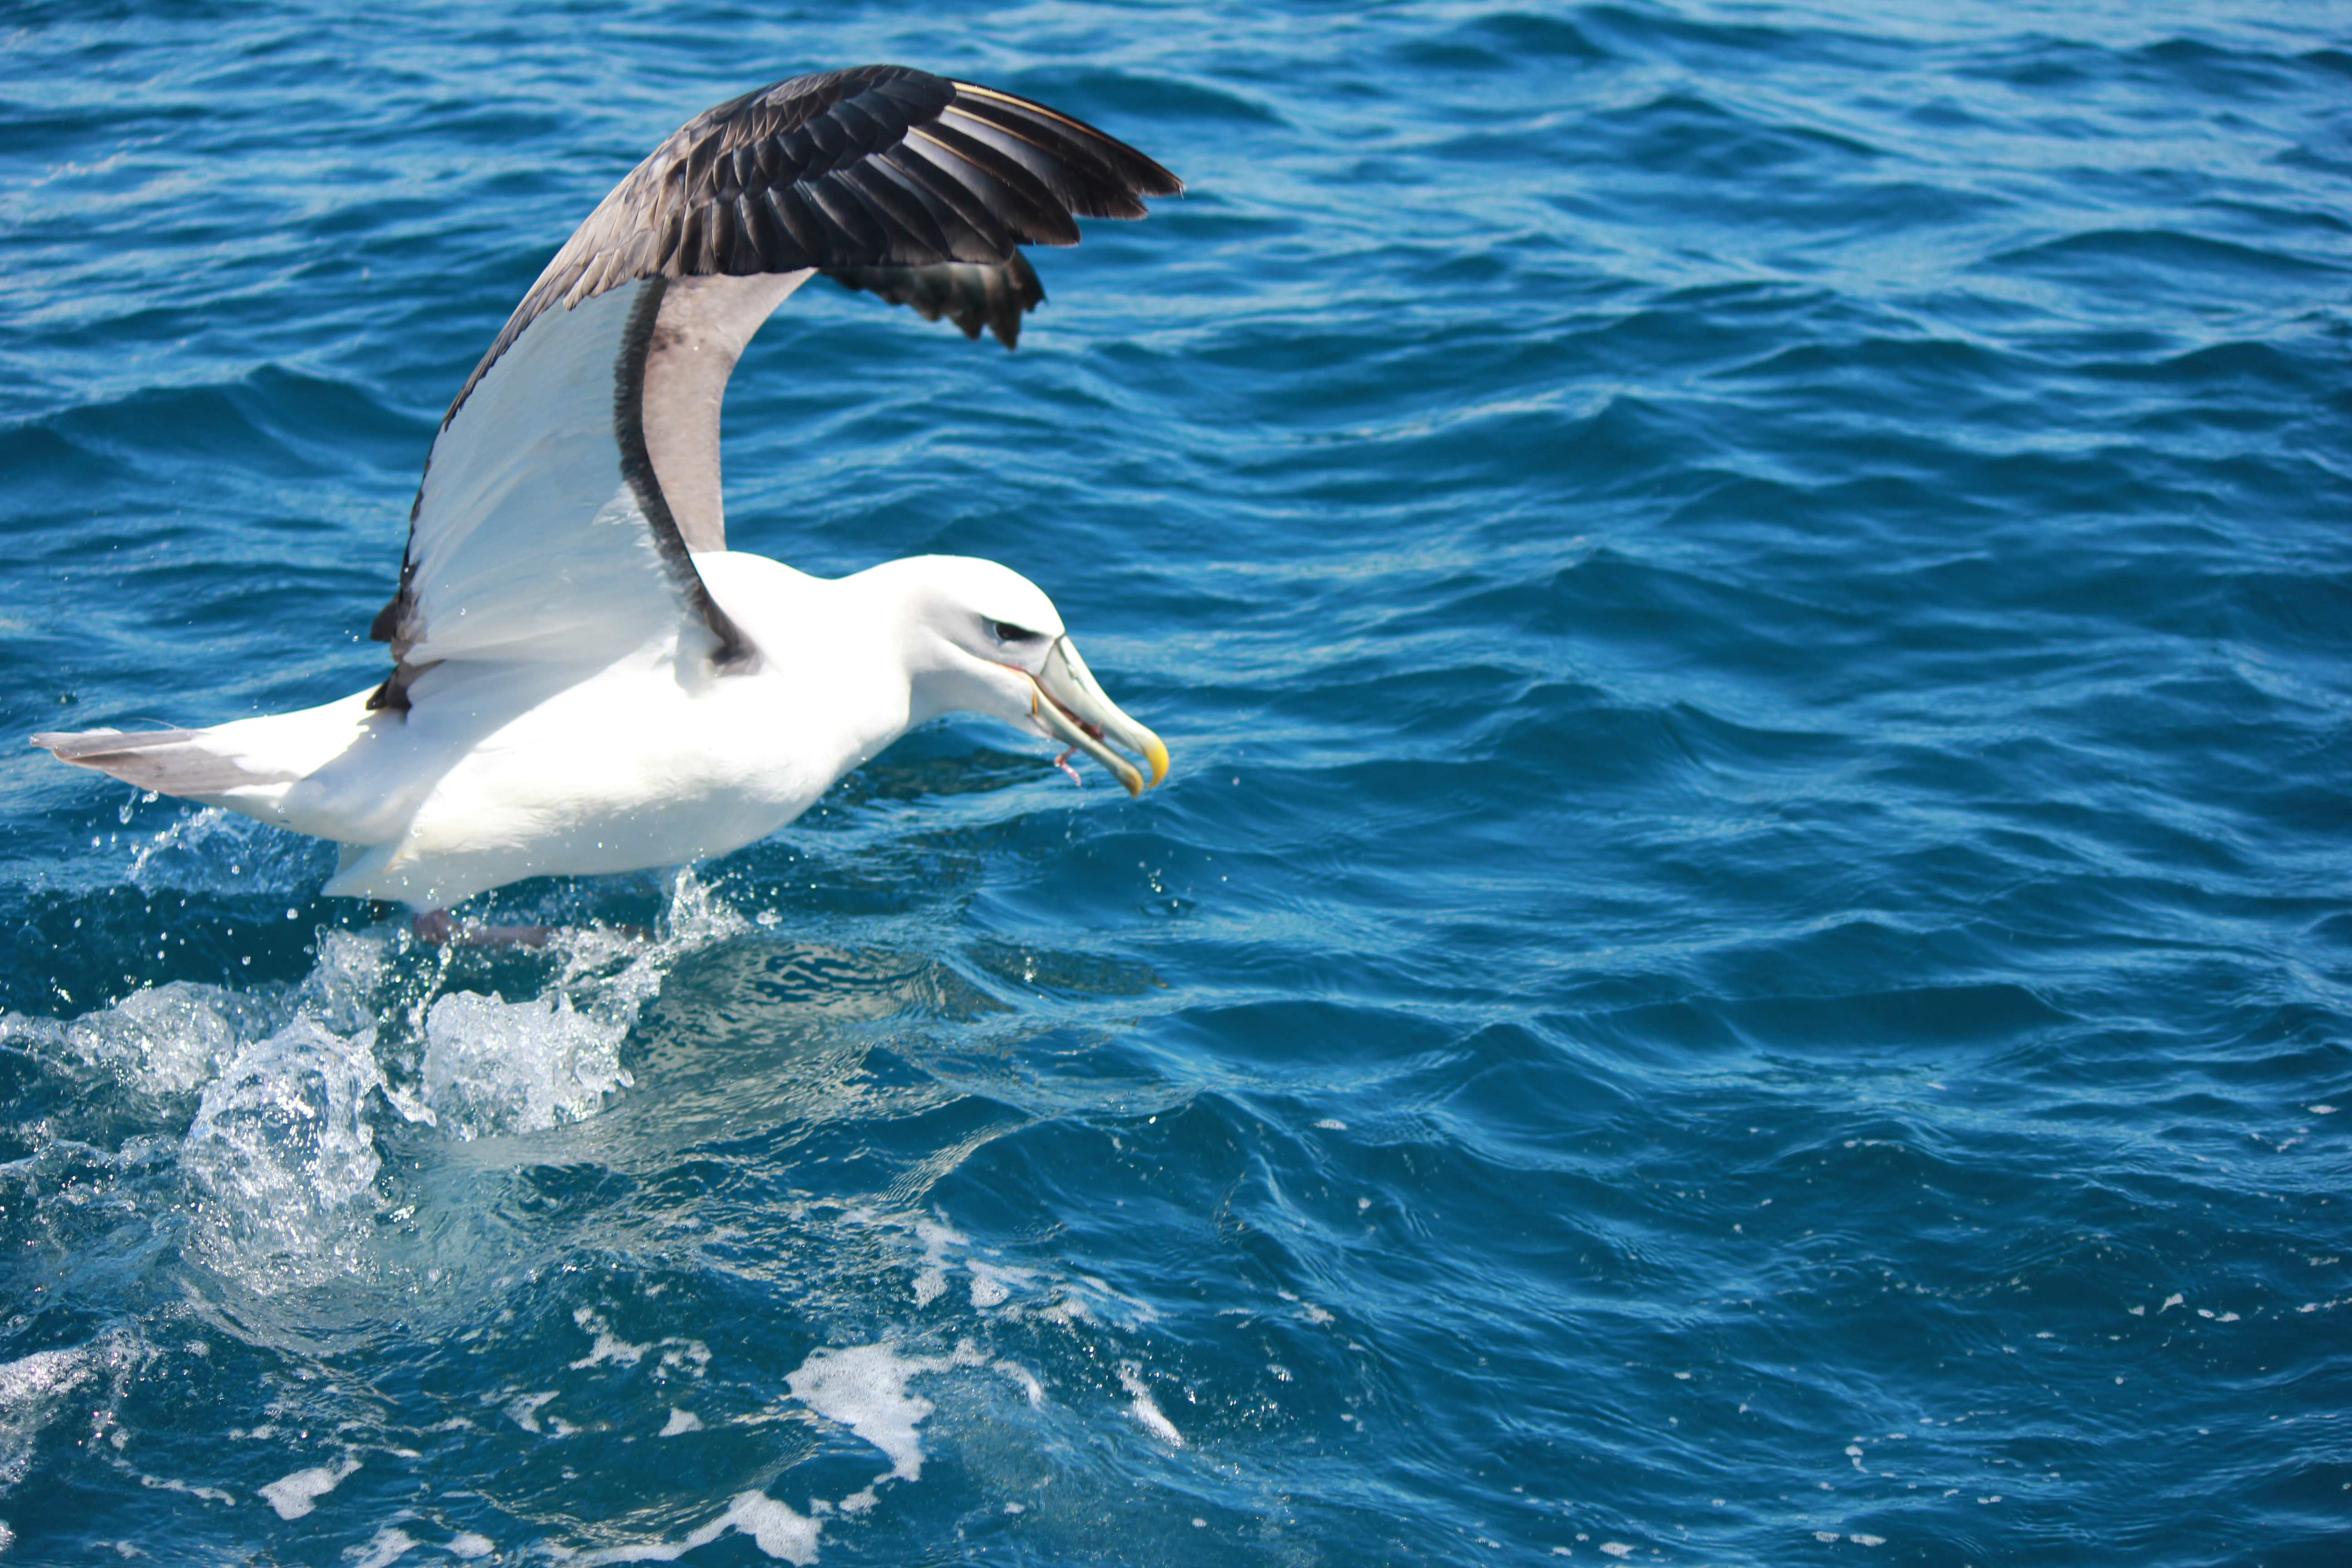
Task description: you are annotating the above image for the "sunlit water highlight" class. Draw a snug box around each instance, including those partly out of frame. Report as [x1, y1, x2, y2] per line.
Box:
[2, 2, 2348, 1563]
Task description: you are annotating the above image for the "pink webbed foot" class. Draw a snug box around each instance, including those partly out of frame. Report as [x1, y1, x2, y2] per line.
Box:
[411, 910, 555, 949]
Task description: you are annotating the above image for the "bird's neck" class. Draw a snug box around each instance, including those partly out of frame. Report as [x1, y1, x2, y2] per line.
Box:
[697, 549, 926, 762]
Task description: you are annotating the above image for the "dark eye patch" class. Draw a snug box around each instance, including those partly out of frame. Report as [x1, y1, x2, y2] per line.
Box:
[991, 620, 1040, 643]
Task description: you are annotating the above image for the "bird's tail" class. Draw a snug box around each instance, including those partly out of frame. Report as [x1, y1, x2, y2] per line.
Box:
[30, 726, 305, 799]
[35, 691, 393, 840]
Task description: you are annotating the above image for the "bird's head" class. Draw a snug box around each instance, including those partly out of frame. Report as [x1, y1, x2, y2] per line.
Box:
[885, 555, 1169, 797]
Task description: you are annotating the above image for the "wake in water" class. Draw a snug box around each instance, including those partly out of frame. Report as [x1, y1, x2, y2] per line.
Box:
[5, 810, 747, 1290]
[0, 808, 1230, 1561]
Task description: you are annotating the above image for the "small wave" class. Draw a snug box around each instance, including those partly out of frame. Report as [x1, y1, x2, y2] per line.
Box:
[0, 1332, 142, 1513]
[0, 1347, 96, 1491]
[7, 367, 406, 493]
[1980, 227, 2347, 292]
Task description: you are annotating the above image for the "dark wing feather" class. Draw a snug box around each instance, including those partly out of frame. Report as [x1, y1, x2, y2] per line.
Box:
[447, 65, 1181, 419]
[827, 253, 1048, 348]
[370, 67, 1178, 706]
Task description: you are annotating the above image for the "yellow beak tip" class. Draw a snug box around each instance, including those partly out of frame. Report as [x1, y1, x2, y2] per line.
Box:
[1144, 738, 1171, 789]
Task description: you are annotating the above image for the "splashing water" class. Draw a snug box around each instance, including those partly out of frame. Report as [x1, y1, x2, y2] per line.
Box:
[2, 866, 750, 1298]
[181, 1014, 389, 1276]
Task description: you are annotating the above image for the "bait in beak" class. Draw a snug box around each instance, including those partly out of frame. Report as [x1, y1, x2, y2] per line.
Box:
[1026, 637, 1169, 797]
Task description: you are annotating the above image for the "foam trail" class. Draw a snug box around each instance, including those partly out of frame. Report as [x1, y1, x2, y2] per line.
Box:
[258, 1455, 358, 1520]
[786, 1343, 947, 1483]
[350, 1528, 418, 1568]
[576, 1491, 819, 1564]
[1119, 1362, 1183, 1447]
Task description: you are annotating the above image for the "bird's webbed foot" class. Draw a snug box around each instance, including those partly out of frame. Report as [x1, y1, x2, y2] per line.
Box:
[411, 910, 556, 949]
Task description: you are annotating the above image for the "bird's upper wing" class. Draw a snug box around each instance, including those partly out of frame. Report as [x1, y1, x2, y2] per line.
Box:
[368, 65, 1179, 709]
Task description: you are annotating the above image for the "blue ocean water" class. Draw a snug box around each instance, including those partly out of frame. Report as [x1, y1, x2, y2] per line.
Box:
[2, 0, 2348, 1560]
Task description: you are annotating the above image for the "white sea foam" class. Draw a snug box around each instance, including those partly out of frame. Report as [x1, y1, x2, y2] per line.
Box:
[569, 1308, 650, 1369]
[660, 1408, 703, 1437]
[784, 1336, 1043, 1496]
[994, 1360, 1045, 1409]
[505, 1392, 560, 1434]
[1117, 1362, 1182, 1447]
[130, 1470, 235, 1505]
[257, 1455, 357, 1520]
[349, 1525, 417, 1568]
[577, 1490, 819, 1565]
[787, 1343, 955, 1482]
[658, 1339, 712, 1377]
[911, 1219, 966, 1308]
[901, 1218, 1051, 1315]
[968, 1259, 1036, 1309]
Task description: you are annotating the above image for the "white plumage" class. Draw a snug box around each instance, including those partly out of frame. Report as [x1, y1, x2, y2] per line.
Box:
[34, 66, 1178, 918]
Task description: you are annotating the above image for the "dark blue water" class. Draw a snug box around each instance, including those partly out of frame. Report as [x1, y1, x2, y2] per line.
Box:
[3, 2, 2348, 1562]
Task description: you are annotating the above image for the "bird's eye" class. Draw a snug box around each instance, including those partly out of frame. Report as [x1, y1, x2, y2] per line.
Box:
[991, 620, 1039, 643]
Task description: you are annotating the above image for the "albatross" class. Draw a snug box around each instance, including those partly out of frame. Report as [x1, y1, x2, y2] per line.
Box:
[32, 66, 1179, 927]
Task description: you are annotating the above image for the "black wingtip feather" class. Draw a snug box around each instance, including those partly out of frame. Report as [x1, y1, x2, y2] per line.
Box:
[826, 253, 1046, 348]
[948, 81, 1183, 199]
[445, 64, 1178, 421]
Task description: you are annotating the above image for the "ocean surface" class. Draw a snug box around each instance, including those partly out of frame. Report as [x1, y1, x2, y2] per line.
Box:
[2, 1, 2348, 1562]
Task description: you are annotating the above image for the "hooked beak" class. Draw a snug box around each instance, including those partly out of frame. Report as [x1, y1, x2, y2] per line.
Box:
[1025, 637, 1170, 798]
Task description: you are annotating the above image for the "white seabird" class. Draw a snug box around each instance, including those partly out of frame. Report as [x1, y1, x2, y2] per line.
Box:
[33, 66, 1179, 920]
